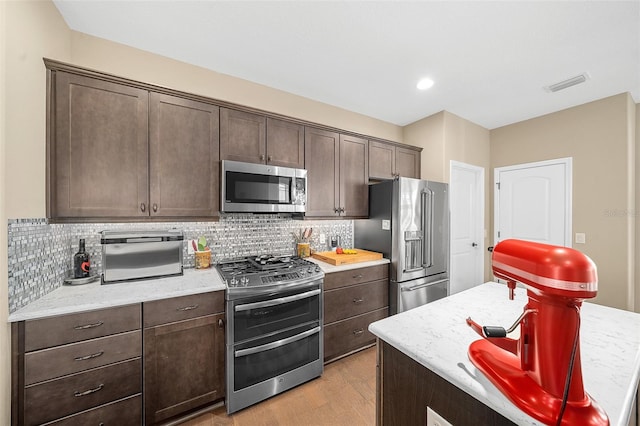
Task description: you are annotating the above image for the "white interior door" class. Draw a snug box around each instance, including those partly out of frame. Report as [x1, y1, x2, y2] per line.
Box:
[450, 161, 484, 295]
[494, 158, 572, 247]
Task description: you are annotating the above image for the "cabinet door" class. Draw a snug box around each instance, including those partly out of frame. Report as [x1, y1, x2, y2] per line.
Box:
[51, 72, 149, 218]
[368, 140, 396, 180]
[144, 313, 225, 425]
[339, 134, 369, 217]
[266, 117, 304, 168]
[220, 108, 266, 164]
[304, 127, 340, 217]
[149, 93, 220, 217]
[395, 146, 421, 179]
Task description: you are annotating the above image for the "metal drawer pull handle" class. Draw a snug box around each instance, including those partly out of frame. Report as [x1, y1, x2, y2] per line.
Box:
[353, 298, 364, 304]
[235, 326, 321, 357]
[177, 304, 198, 311]
[353, 274, 363, 279]
[74, 321, 103, 330]
[74, 351, 104, 361]
[74, 383, 104, 397]
[353, 328, 365, 336]
[235, 289, 321, 312]
[402, 278, 449, 292]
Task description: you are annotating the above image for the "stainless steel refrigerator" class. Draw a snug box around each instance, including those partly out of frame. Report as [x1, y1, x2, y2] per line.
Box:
[354, 177, 449, 314]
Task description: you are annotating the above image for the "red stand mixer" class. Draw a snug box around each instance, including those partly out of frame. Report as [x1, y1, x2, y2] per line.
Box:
[466, 239, 609, 425]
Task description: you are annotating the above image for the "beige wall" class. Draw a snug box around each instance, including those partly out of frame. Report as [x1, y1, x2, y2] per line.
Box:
[2, 1, 72, 423]
[636, 103, 640, 313]
[491, 93, 635, 310]
[69, 32, 403, 148]
[403, 111, 493, 281]
[0, 2, 7, 424]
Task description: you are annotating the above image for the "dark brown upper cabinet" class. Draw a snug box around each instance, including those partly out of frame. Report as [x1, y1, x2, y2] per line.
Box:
[48, 71, 220, 220]
[149, 93, 220, 217]
[220, 108, 304, 168]
[305, 128, 368, 218]
[50, 71, 150, 218]
[369, 140, 421, 180]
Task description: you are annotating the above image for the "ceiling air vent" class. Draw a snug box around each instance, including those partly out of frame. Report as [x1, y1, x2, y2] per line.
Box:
[544, 73, 589, 92]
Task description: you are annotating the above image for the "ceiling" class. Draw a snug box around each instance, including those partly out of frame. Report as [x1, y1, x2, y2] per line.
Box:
[52, 1, 640, 129]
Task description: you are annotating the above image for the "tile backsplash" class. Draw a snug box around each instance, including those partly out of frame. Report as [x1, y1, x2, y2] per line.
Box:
[7, 215, 353, 313]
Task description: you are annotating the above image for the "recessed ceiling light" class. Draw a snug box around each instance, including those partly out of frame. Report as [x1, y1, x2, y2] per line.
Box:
[417, 78, 434, 90]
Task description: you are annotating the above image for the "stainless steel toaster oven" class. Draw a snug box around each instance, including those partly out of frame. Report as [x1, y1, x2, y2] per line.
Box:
[101, 230, 184, 284]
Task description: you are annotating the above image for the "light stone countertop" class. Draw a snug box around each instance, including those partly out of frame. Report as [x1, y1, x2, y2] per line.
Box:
[8, 267, 226, 322]
[306, 256, 389, 273]
[369, 281, 640, 426]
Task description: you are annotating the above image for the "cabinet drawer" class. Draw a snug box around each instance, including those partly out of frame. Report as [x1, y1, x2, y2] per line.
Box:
[45, 394, 142, 426]
[323, 308, 388, 362]
[143, 291, 224, 328]
[24, 304, 141, 352]
[25, 358, 141, 426]
[324, 279, 388, 324]
[324, 264, 389, 291]
[25, 330, 141, 385]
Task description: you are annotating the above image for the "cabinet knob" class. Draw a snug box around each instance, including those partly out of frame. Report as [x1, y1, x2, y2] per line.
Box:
[153, 203, 158, 212]
[218, 318, 224, 328]
[267, 156, 272, 162]
[353, 274, 364, 280]
[140, 203, 146, 212]
[353, 298, 364, 304]
[260, 154, 265, 161]
[353, 328, 365, 336]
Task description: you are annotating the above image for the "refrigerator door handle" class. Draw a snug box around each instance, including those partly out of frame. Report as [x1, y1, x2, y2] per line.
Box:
[402, 278, 449, 292]
[422, 188, 434, 268]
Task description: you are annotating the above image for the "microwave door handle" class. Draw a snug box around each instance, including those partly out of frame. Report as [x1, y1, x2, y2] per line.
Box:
[234, 326, 321, 357]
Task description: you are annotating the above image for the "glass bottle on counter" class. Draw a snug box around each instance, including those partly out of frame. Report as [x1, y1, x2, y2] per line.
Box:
[73, 239, 90, 278]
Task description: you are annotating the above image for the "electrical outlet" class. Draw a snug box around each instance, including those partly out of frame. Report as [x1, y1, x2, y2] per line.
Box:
[575, 233, 586, 244]
[187, 239, 196, 254]
[319, 233, 326, 244]
[426, 407, 452, 426]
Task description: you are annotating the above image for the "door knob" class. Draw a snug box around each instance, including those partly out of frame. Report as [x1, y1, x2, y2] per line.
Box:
[472, 242, 478, 247]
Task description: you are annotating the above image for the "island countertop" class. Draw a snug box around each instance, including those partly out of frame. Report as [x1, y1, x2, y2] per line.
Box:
[369, 281, 640, 426]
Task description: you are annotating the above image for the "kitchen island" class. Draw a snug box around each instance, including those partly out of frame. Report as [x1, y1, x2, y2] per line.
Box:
[369, 282, 640, 426]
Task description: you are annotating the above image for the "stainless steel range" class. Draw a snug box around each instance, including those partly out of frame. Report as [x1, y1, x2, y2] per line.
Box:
[216, 255, 324, 414]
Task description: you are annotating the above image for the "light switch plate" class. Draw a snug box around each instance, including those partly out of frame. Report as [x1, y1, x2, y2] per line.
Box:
[575, 233, 586, 244]
[426, 406, 452, 426]
[319, 233, 326, 244]
[382, 220, 391, 230]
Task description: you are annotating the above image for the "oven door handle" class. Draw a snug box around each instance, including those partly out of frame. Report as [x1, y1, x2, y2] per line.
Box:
[234, 326, 321, 358]
[234, 288, 321, 312]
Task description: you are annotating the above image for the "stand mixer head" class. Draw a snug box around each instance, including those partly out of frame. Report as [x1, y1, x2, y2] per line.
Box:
[466, 239, 608, 425]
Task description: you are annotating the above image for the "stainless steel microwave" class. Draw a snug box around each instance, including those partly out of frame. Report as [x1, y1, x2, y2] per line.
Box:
[221, 160, 307, 213]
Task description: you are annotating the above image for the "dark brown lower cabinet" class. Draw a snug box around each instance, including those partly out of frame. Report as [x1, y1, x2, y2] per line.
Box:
[144, 312, 225, 425]
[378, 340, 515, 426]
[323, 264, 389, 363]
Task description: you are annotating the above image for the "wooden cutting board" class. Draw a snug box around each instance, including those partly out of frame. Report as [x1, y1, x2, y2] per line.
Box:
[311, 249, 383, 266]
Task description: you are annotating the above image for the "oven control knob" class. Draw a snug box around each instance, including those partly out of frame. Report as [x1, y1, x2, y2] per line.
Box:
[299, 269, 306, 276]
[240, 277, 249, 286]
[230, 277, 238, 286]
[307, 267, 314, 274]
